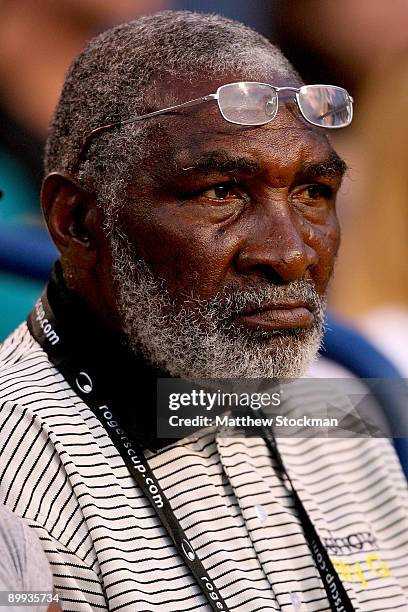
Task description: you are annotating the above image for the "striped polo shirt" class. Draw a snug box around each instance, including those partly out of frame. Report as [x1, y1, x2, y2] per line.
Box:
[0, 322, 408, 611]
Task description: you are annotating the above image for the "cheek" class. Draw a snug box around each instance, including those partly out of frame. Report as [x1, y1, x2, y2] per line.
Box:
[305, 214, 340, 289]
[122, 211, 236, 298]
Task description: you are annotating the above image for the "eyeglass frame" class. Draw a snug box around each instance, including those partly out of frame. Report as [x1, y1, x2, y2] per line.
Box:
[73, 82, 353, 172]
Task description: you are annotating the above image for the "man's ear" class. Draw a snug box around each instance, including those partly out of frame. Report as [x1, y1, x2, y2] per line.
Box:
[41, 172, 100, 269]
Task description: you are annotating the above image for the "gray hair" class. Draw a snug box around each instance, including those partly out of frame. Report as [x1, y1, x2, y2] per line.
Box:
[45, 10, 298, 222]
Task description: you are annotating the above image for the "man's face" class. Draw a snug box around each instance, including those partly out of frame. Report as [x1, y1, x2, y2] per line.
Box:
[103, 71, 345, 378]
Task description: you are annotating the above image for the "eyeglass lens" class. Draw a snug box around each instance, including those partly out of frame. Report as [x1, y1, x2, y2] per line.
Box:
[218, 82, 278, 125]
[218, 83, 351, 128]
[297, 85, 352, 127]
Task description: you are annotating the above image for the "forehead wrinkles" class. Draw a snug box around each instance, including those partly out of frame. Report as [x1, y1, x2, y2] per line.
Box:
[169, 126, 333, 179]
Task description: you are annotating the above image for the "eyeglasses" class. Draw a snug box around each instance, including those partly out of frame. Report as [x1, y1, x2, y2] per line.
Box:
[74, 82, 353, 171]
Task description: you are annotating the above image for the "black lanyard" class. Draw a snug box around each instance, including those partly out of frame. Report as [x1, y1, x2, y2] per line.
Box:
[256, 412, 355, 611]
[27, 292, 355, 612]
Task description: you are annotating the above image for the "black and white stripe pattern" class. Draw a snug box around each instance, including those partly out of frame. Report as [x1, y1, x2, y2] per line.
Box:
[1, 324, 408, 611]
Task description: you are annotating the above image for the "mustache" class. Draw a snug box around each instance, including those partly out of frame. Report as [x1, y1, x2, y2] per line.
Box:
[206, 278, 324, 319]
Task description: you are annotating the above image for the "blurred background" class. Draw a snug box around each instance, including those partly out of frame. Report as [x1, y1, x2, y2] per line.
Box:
[1, 0, 408, 378]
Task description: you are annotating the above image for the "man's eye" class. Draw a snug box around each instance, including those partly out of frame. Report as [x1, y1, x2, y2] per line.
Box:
[201, 182, 245, 202]
[304, 184, 333, 200]
[291, 183, 333, 204]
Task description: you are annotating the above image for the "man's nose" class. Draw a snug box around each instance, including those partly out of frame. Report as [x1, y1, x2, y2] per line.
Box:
[235, 207, 318, 283]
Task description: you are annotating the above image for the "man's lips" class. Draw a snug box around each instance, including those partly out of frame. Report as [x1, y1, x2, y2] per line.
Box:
[235, 302, 315, 330]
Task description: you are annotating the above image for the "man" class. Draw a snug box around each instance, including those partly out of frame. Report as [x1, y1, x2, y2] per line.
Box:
[0, 10, 407, 611]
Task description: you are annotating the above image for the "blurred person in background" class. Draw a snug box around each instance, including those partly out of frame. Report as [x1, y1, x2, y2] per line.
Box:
[0, 504, 62, 612]
[0, 0, 164, 225]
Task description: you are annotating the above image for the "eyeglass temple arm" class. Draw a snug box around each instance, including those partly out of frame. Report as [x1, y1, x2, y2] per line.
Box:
[73, 94, 216, 172]
[74, 123, 120, 172]
[120, 94, 217, 126]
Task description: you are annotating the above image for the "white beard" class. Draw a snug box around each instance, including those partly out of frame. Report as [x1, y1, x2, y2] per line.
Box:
[109, 230, 326, 379]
